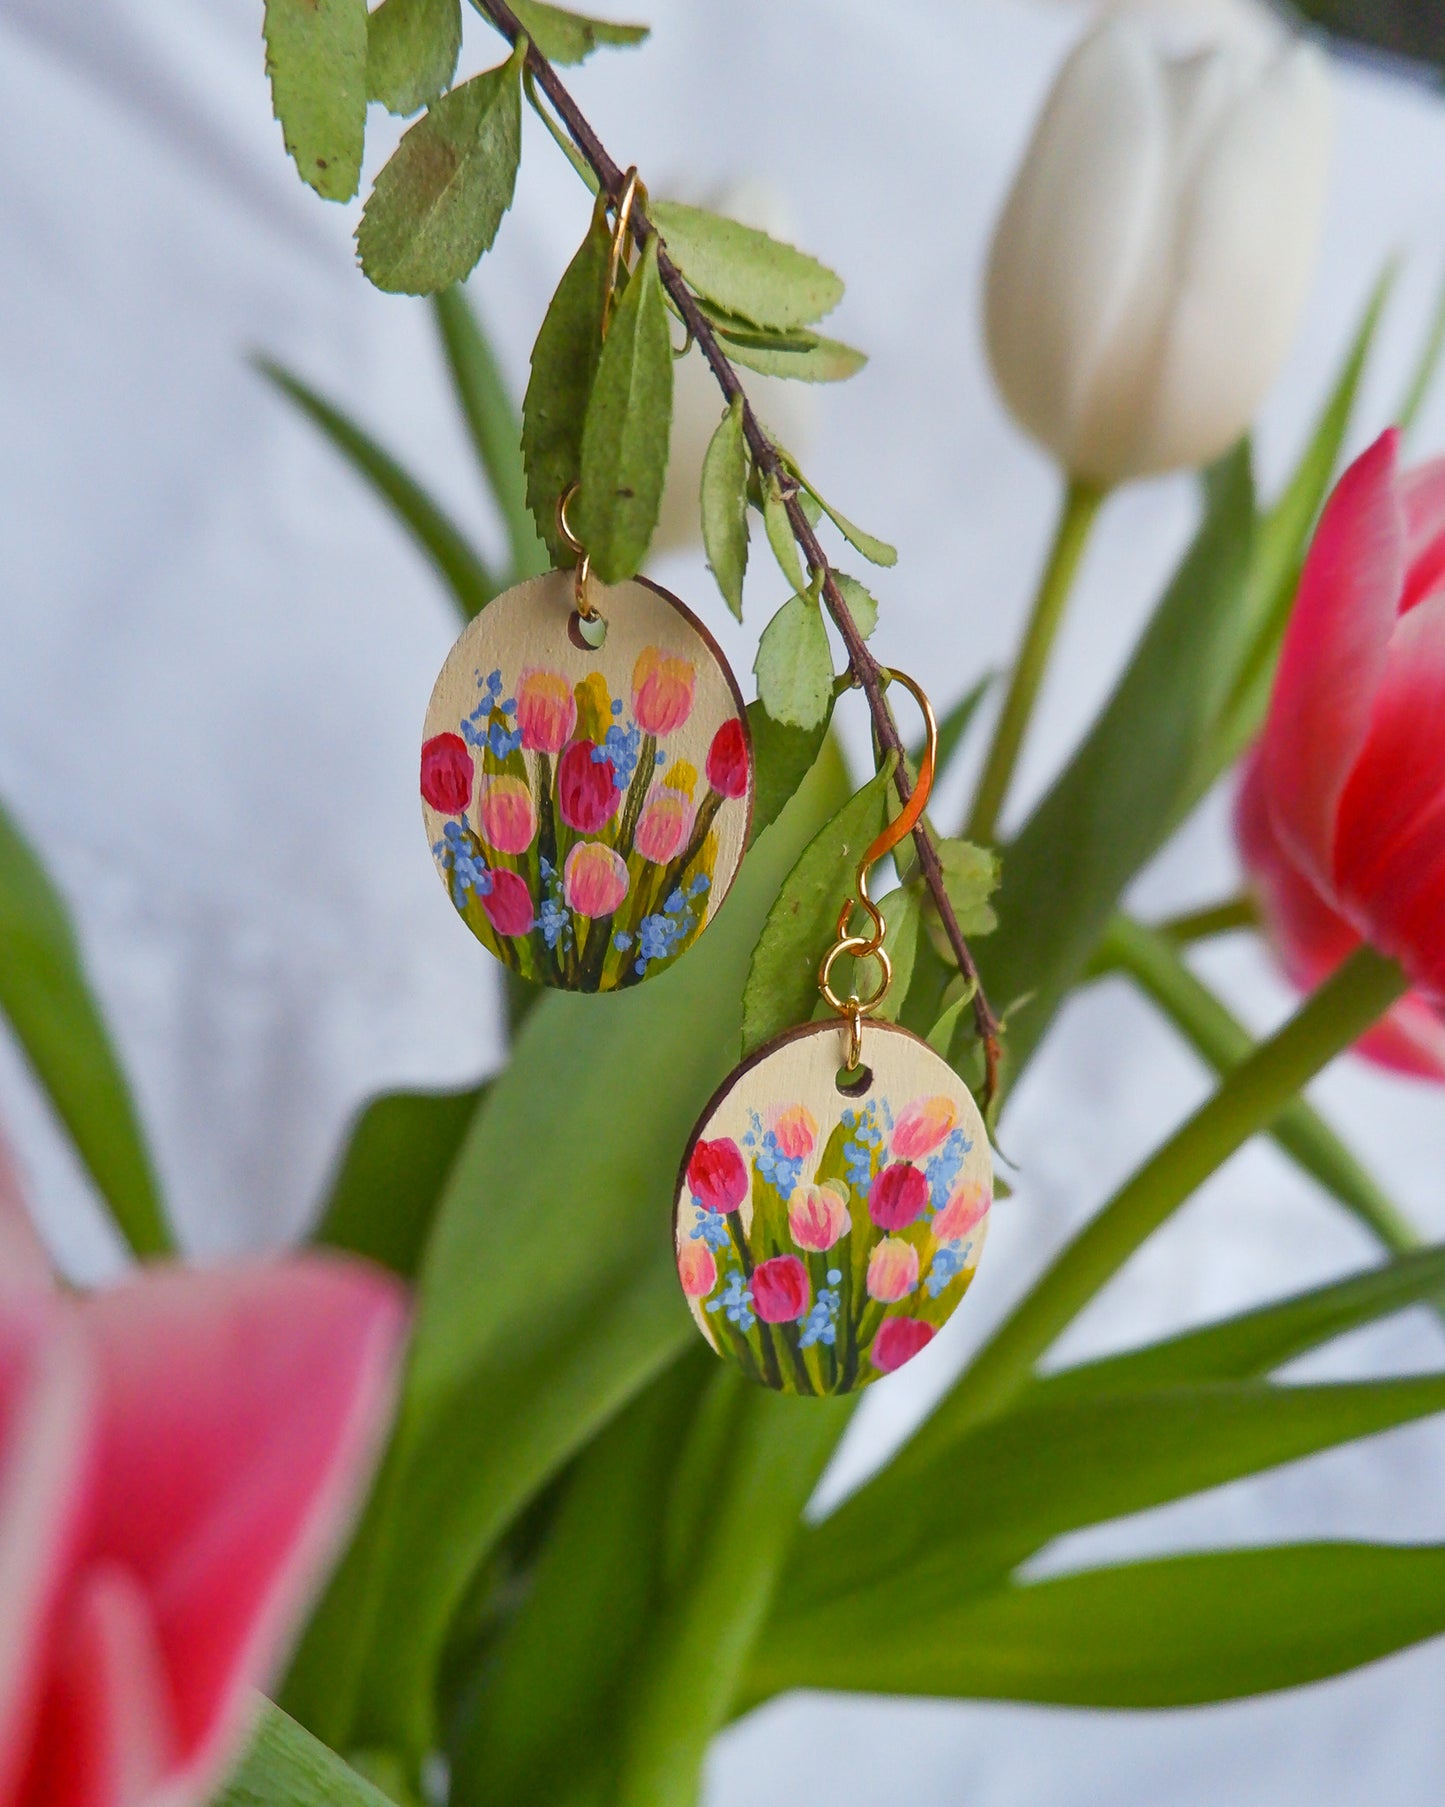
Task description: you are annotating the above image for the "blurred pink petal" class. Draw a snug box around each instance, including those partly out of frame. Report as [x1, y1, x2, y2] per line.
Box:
[0, 1139, 54, 1302]
[1396, 452, 1445, 595]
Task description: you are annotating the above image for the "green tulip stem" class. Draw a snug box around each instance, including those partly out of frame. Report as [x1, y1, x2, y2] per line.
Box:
[1152, 893, 1260, 947]
[966, 478, 1104, 846]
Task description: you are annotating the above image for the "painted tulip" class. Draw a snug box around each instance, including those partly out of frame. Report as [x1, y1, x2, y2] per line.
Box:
[871, 1316, 936, 1374]
[866, 1236, 920, 1304]
[705, 718, 750, 800]
[933, 1180, 990, 1245]
[635, 786, 693, 864]
[516, 667, 577, 754]
[770, 1102, 818, 1161]
[557, 738, 622, 833]
[477, 775, 537, 855]
[563, 841, 629, 919]
[751, 1254, 810, 1324]
[481, 867, 534, 938]
[984, 19, 1329, 485]
[420, 732, 474, 815]
[789, 1181, 851, 1253]
[1236, 429, 1445, 1078]
[890, 1095, 957, 1162]
[632, 646, 696, 736]
[687, 1138, 749, 1214]
[678, 1237, 718, 1299]
[868, 1162, 930, 1230]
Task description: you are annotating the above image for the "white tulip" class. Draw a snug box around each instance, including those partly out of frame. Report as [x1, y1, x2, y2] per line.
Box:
[984, 19, 1331, 487]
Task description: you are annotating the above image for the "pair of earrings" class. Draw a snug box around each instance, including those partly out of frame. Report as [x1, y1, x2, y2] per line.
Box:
[418, 189, 990, 1395]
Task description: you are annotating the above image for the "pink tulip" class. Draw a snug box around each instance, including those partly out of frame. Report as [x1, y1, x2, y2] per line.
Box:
[866, 1236, 919, 1303]
[868, 1162, 929, 1231]
[933, 1181, 990, 1244]
[563, 842, 629, 919]
[770, 1103, 817, 1161]
[751, 1255, 810, 1324]
[477, 775, 537, 855]
[482, 868, 534, 938]
[705, 718, 750, 799]
[420, 733, 474, 815]
[516, 667, 577, 754]
[631, 647, 696, 736]
[557, 739, 622, 834]
[677, 1238, 718, 1300]
[687, 1138, 748, 1214]
[788, 1181, 850, 1253]
[870, 1316, 935, 1374]
[634, 787, 692, 864]
[890, 1095, 957, 1162]
[1238, 428, 1445, 1077]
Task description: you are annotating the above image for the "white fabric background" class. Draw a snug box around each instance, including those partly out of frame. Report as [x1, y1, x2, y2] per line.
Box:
[2, 0, 1445, 1799]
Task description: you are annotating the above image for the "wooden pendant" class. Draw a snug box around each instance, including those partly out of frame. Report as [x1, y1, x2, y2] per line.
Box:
[421, 570, 753, 991]
[674, 1019, 991, 1394]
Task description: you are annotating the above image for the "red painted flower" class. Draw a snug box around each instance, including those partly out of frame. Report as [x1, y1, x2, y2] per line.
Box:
[751, 1255, 810, 1324]
[871, 1316, 936, 1374]
[420, 732, 474, 814]
[868, 1162, 929, 1230]
[1237, 428, 1445, 1078]
[557, 739, 622, 834]
[705, 718, 750, 799]
[482, 868, 534, 938]
[686, 1138, 748, 1214]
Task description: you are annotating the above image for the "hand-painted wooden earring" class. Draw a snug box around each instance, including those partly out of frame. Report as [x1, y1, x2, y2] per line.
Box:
[419, 176, 754, 993]
[674, 674, 991, 1393]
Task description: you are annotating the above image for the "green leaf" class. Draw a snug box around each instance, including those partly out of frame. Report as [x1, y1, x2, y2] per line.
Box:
[0, 797, 169, 1257]
[761, 482, 807, 595]
[212, 1699, 393, 1807]
[745, 697, 835, 843]
[432, 287, 548, 580]
[521, 202, 611, 560]
[575, 235, 674, 582]
[367, 0, 461, 114]
[256, 359, 497, 619]
[748, 1542, 1445, 1707]
[704, 310, 867, 384]
[832, 573, 878, 639]
[787, 468, 896, 567]
[754, 592, 833, 730]
[740, 759, 895, 1057]
[923, 837, 999, 947]
[650, 200, 843, 333]
[313, 1082, 486, 1278]
[1400, 259, 1445, 434]
[281, 740, 852, 1757]
[502, 0, 649, 63]
[264, 0, 368, 201]
[357, 45, 524, 295]
[872, 885, 921, 1023]
[700, 397, 750, 619]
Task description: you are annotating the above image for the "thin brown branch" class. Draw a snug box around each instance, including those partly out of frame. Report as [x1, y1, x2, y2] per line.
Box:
[476, 0, 1002, 1102]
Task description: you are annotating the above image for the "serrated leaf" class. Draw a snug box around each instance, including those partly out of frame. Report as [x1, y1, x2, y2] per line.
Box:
[706, 311, 867, 384]
[356, 45, 523, 295]
[790, 469, 896, 567]
[264, 0, 368, 201]
[925, 837, 999, 943]
[574, 235, 674, 582]
[650, 199, 843, 332]
[832, 572, 878, 639]
[503, 0, 649, 63]
[740, 759, 895, 1057]
[215, 1700, 393, 1807]
[925, 988, 972, 1060]
[521, 202, 611, 560]
[367, 0, 460, 114]
[745, 696, 834, 842]
[753, 592, 833, 730]
[700, 396, 749, 618]
[0, 797, 169, 1257]
[761, 481, 807, 595]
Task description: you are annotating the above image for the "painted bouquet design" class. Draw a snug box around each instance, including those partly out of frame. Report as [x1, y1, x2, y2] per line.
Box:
[677, 1086, 991, 1394]
[421, 644, 751, 991]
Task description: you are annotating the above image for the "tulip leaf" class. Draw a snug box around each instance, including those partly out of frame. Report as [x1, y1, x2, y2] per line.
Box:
[702, 307, 867, 384]
[745, 698, 835, 844]
[650, 200, 843, 333]
[754, 592, 833, 730]
[256, 359, 498, 619]
[500, 0, 649, 63]
[0, 797, 169, 1258]
[215, 1700, 395, 1807]
[740, 757, 895, 1058]
[700, 396, 750, 619]
[367, 0, 460, 114]
[521, 200, 611, 561]
[281, 741, 853, 1756]
[1399, 258, 1445, 434]
[356, 45, 524, 295]
[761, 480, 808, 596]
[575, 235, 675, 582]
[264, 0, 368, 201]
[313, 1081, 487, 1278]
[832, 572, 878, 639]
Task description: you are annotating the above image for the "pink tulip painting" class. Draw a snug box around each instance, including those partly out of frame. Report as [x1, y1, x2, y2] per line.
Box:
[750, 1255, 810, 1324]
[868, 1163, 930, 1231]
[477, 776, 538, 856]
[704, 718, 750, 800]
[1237, 429, 1445, 1078]
[870, 1317, 935, 1374]
[631, 646, 696, 737]
[419, 733, 474, 816]
[686, 1138, 749, 1215]
[515, 667, 577, 754]
[481, 868, 535, 939]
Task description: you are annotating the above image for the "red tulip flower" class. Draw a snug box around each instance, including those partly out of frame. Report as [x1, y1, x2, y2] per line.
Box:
[482, 868, 534, 938]
[1237, 429, 1445, 1077]
[705, 718, 750, 799]
[750, 1255, 810, 1324]
[868, 1161, 929, 1230]
[687, 1138, 748, 1214]
[557, 739, 622, 834]
[870, 1316, 936, 1374]
[420, 732, 474, 815]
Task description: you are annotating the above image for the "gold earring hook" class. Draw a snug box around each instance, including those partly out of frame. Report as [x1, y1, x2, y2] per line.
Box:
[601, 167, 646, 341]
[555, 481, 599, 622]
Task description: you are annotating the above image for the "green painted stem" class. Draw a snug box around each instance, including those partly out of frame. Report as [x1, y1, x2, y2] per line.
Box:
[956, 944, 1408, 1430]
[966, 479, 1104, 845]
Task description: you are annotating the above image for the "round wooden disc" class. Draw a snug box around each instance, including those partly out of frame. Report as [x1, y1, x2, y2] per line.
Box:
[421, 570, 753, 992]
[674, 1018, 992, 1395]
